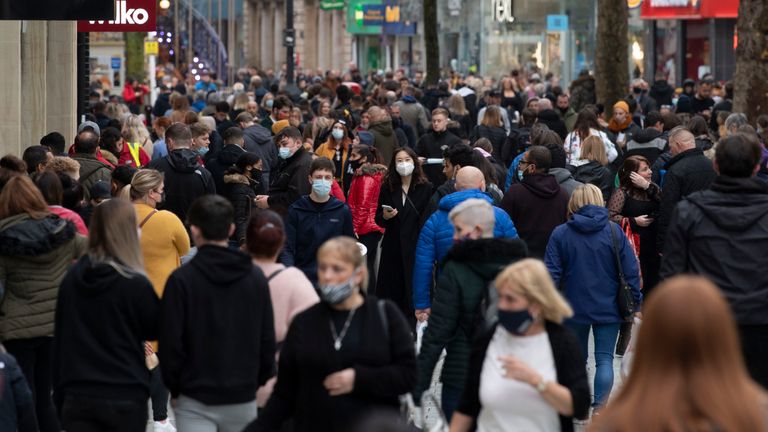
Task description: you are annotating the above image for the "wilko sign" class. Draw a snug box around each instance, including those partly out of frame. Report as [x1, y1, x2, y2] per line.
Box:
[77, 0, 156, 32]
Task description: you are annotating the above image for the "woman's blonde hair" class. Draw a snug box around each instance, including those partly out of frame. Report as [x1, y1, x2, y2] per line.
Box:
[122, 114, 151, 145]
[447, 94, 468, 116]
[580, 135, 608, 165]
[495, 259, 573, 323]
[317, 236, 369, 292]
[128, 169, 163, 201]
[233, 92, 250, 111]
[568, 184, 604, 216]
[88, 198, 145, 277]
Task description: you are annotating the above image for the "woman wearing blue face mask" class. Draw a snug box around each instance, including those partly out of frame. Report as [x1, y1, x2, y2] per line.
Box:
[246, 236, 417, 432]
[451, 259, 590, 432]
[281, 157, 356, 285]
[315, 120, 352, 186]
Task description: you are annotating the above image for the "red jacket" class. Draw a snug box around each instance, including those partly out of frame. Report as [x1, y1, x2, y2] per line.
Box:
[118, 141, 150, 167]
[331, 180, 346, 203]
[347, 164, 386, 236]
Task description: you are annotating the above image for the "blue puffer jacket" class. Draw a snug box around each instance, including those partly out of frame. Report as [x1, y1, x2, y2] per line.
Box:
[282, 196, 355, 284]
[544, 205, 642, 324]
[412, 189, 518, 310]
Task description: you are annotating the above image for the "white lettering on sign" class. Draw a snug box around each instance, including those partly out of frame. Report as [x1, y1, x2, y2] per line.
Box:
[492, 0, 515, 23]
[649, 0, 699, 7]
[88, 1, 149, 25]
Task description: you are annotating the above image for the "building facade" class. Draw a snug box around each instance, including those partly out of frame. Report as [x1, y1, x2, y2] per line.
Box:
[243, 0, 353, 73]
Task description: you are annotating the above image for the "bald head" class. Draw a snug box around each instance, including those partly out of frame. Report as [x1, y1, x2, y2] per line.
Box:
[368, 106, 389, 123]
[455, 166, 486, 192]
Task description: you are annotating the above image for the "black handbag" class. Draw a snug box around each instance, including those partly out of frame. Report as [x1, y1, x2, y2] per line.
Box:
[609, 223, 637, 322]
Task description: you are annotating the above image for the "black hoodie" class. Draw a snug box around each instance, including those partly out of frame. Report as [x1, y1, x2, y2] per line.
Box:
[207, 143, 246, 193]
[148, 148, 216, 223]
[500, 173, 569, 258]
[660, 177, 768, 325]
[159, 245, 276, 405]
[53, 255, 159, 406]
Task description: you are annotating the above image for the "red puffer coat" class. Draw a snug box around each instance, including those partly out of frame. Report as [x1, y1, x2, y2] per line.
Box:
[347, 164, 387, 236]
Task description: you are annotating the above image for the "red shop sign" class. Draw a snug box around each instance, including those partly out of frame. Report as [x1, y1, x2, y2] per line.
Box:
[77, 0, 156, 32]
[641, 0, 739, 19]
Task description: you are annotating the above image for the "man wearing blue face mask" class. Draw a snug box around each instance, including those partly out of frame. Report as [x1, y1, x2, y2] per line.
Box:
[255, 127, 313, 217]
[281, 157, 355, 284]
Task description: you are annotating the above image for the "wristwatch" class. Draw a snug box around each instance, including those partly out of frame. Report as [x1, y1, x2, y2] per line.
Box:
[536, 379, 549, 393]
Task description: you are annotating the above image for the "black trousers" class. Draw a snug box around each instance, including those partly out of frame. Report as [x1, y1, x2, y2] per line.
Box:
[4, 337, 59, 432]
[740, 325, 768, 389]
[61, 395, 147, 432]
[150, 366, 169, 421]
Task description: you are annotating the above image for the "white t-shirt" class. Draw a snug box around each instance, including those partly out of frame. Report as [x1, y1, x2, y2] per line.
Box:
[477, 327, 560, 432]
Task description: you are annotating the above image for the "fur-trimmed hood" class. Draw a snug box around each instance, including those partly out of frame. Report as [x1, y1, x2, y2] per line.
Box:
[224, 173, 251, 185]
[360, 163, 387, 175]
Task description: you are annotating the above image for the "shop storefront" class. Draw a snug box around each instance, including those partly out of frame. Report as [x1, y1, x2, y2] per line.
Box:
[435, 0, 603, 84]
[347, 0, 419, 73]
[641, 0, 739, 86]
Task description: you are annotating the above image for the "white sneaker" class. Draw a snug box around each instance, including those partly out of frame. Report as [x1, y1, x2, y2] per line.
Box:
[154, 420, 176, 432]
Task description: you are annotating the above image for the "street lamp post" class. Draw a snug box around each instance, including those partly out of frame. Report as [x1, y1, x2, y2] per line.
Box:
[285, 0, 295, 86]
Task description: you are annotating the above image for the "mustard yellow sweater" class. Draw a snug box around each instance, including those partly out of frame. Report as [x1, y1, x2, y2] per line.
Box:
[135, 203, 190, 297]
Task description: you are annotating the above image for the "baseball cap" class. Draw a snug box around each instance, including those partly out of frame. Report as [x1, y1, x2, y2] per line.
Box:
[78, 120, 101, 137]
[89, 180, 112, 200]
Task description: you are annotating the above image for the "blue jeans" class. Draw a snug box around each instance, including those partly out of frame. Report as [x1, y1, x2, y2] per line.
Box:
[567, 322, 620, 407]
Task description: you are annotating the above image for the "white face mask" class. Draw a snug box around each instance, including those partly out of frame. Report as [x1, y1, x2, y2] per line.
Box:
[396, 162, 414, 177]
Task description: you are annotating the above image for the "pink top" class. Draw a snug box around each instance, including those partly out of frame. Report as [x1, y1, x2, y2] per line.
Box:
[49, 206, 88, 236]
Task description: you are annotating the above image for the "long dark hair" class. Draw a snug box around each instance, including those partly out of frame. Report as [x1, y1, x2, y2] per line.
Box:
[383, 147, 428, 191]
[574, 108, 601, 140]
[618, 155, 651, 190]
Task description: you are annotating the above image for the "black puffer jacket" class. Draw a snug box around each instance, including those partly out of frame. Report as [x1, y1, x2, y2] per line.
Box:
[469, 125, 507, 160]
[649, 80, 674, 107]
[148, 148, 217, 223]
[569, 161, 614, 202]
[656, 148, 716, 251]
[414, 238, 528, 400]
[224, 172, 264, 245]
[661, 177, 768, 325]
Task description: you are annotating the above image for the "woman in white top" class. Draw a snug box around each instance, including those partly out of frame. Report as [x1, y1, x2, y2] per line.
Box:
[245, 209, 319, 407]
[450, 259, 590, 432]
[564, 109, 618, 166]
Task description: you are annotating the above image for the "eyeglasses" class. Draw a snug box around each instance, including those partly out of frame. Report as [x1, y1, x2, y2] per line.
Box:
[519, 160, 531, 167]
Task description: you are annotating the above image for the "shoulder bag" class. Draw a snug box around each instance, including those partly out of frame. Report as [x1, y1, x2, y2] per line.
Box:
[609, 223, 637, 322]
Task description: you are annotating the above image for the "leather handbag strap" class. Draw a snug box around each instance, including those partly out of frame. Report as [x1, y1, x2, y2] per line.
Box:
[139, 209, 159, 229]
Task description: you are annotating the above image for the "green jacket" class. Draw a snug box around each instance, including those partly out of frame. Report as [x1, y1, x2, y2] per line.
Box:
[415, 237, 527, 399]
[562, 108, 578, 132]
[0, 214, 87, 341]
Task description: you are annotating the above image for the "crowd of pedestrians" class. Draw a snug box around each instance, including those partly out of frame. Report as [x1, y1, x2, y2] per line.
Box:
[1, 65, 768, 432]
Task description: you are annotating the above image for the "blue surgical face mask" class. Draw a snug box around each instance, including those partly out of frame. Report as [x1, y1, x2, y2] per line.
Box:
[517, 169, 525, 182]
[279, 146, 293, 159]
[498, 308, 534, 335]
[312, 178, 332, 197]
[197, 146, 209, 156]
[318, 273, 357, 304]
[266, 99, 274, 109]
[332, 129, 345, 140]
